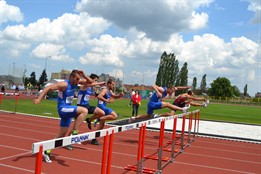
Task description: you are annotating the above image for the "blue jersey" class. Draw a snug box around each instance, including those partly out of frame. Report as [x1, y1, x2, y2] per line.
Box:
[98, 87, 111, 107]
[77, 87, 93, 105]
[149, 87, 167, 102]
[57, 80, 77, 108]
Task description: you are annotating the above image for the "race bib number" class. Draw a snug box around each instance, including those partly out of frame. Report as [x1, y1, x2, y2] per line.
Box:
[66, 96, 74, 104]
[84, 95, 90, 101]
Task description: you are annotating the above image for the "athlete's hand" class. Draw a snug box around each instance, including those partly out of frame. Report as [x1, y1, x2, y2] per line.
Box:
[100, 82, 106, 86]
[119, 92, 124, 97]
[78, 70, 84, 77]
[33, 98, 41, 104]
[107, 97, 114, 103]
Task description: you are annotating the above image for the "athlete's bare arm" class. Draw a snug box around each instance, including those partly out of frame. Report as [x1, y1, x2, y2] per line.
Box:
[33, 82, 67, 104]
[152, 84, 163, 98]
[110, 90, 124, 99]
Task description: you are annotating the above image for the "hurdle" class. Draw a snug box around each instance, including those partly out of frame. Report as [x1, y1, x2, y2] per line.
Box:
[32, 114, 169, 174]
[125, 110, 200, 173]
[32, 110, 200, 174]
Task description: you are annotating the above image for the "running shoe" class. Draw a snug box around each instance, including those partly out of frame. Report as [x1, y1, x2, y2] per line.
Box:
[93, 119, 100, 127]
[66, 145, 73, 150]
[202, 100, 210, 108]
[182, 104, 190, 113]
[91, 139, 100, 146]
[43, 151, 52, 163]
[86, 118, 92, 130]
[153, 114, 161, 118]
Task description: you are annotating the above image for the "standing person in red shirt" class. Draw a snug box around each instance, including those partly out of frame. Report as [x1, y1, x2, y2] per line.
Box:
[132, 90, 141, 117]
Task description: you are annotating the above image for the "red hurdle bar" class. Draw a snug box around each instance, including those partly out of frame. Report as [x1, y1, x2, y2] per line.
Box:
[35, 144, 43, 174]
[125, 124, 156, 174]
[101, 131, 109, 174]
[157, 120, 165, 172]
[106, 130, 114, 174]
[181, 114, 186, 151]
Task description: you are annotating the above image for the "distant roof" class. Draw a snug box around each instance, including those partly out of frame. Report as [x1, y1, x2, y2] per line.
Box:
[124, 84, 153, 91]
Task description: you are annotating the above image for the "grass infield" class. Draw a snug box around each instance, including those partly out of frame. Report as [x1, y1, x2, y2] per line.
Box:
[1, 97, 260, 125]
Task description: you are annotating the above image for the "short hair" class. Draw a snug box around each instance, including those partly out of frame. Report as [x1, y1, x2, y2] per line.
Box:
[166, 85, 174, 90]
[90, 73, 99, 80]
[70, 69, 79, 77]
[107, 79, 114, 85]
[188, 90, 193, 95]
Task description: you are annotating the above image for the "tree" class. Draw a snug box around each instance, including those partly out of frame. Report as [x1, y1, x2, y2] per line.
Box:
[39, 69, 48, 86]
[192, 77, 197, 90]
[243, 84, 248, 96]
[29, 72, 37, 86]
[231, 85, 241, 97]
[175, 62, 188, 95]
[208, 77, 233, 97]
[200, 74, 207, 94]
[155, 51, 179, 87]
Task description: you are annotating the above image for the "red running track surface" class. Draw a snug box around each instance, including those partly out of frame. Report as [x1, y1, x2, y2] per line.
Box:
[0, 111, 260, 174]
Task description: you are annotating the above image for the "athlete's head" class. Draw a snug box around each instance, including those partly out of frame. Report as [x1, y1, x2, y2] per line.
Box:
[107, 79, 115, 90]
[90, 73, 99, 82]
[69, 69, 81, 85]
[166, 85, 175, 96]
[188, 90, 193, 96]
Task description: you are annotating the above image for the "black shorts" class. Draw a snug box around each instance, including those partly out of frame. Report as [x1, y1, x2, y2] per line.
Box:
[173, 101, 186, 111]
[77, 104, 96, 114]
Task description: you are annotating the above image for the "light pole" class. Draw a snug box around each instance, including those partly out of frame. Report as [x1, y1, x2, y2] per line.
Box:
[44, 56, 51, 82]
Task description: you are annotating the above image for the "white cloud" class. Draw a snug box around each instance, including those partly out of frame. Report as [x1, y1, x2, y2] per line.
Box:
[31, 43, 74, 62]
[0, 0, 23, 24]
[1, 12, 111, 60]
[247, 0, 261, 24]
[76, 0, 213, 40]
[108, 69, 124, 79]
[79, 34, 128, 67]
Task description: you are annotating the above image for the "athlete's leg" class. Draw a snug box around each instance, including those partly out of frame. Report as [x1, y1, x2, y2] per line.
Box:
[74, 106, 88, 130]
[161, 102, 190, 112]
[89, 107, 105, 122]
[56, 127, 70, 138]
[99, 110, 118, 121]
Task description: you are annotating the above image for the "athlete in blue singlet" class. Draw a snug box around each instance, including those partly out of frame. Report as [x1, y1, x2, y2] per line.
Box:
[84, 79, 123, 145]
[33, 70, 93, 163]
[96, 79, 124, 121]
[129, 85, 191, 122]
[66, 74, 105, 146]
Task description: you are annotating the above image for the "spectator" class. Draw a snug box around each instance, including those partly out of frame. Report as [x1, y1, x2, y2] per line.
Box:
[1, 82, 5, 94]
[132, 90, 141, 116]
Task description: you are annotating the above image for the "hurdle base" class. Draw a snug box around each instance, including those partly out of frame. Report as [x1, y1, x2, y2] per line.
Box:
[144, 154, 169, 162]
[124, 165, 156, 174]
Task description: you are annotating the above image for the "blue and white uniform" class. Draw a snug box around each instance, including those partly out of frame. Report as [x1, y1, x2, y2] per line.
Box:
[77, 87, 96, 114]
[57, 80, 78, 127]
[97, 87, 113, 115]
[77, 87, 93, 105]
[147, 87, 167, 115]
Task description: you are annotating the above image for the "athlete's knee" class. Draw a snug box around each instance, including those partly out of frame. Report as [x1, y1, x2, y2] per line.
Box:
[79, 107, 88, 115]
[95, 109, 105, 116]
[111, 113, 118, 120]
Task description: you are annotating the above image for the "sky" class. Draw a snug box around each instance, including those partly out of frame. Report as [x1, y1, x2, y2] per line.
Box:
[0, 0, 260, 96]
